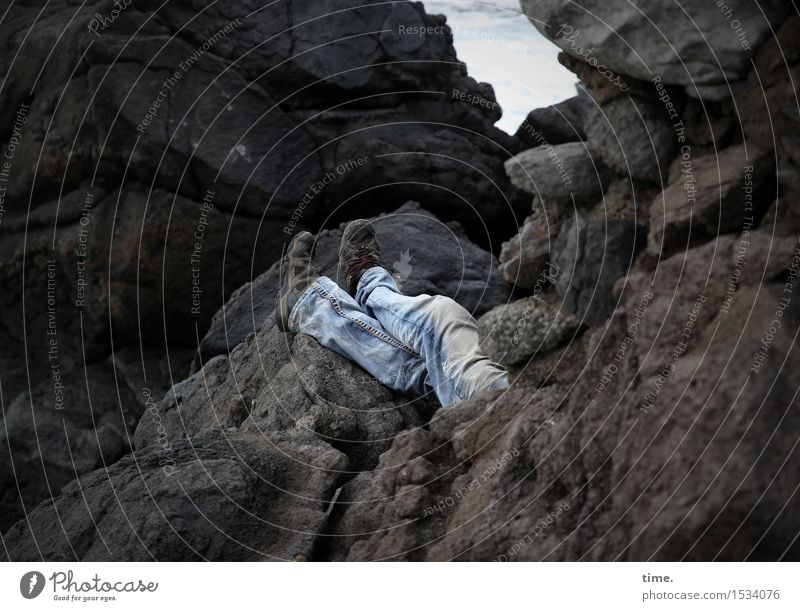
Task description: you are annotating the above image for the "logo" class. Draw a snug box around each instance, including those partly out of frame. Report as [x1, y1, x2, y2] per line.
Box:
[20, 571, 45, 599]
[391, 249, 413, 290]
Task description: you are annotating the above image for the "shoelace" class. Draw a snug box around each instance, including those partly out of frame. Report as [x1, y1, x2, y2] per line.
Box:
[346, 246, 379, 293]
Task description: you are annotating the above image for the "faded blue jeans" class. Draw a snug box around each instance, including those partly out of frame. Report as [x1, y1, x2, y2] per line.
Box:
[288, 266, 509, 406]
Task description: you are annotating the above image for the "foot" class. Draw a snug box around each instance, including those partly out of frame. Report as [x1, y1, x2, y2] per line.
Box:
[277, 231, 319, 332]
[339, 219, 381, 295]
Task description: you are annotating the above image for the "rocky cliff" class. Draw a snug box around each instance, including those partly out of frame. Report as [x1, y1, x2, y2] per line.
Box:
[3, 0, 800, 561]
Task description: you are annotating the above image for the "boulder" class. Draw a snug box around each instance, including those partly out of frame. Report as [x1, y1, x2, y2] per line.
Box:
[585, 95, 678, 183]
[196, 202, 511, 364]
[504, 142, 612, 205]
[137, 321, 434, 470]
[2, 432, 347, 561]
[0, 347, 193, 532]
[552, 215, 645, 325]
[318, 236, 800, 561]
[478, 293, 583, 367]
[498, 204, 567, 290]
[515, 92, 593, 147]
[646, 145, 775, 258]
[0, 0, 524, 418]
[520, 0, 791, 97]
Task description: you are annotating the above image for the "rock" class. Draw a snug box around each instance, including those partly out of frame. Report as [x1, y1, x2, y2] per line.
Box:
[585, 95, 678, 182]
[586, 179, 658, 225]
[520, 0, 791, 97]
[504, 142, 612, 205]
[478, 293, 584, 366]
[646, 145, 775, 258]
[317, 235, 800, 561]
[0, 0, 524, 420]
[0, 347, 193, 532]
[515, 92, 593, 147]
[552, 214, 645, 325]
[2, 432, 347, 561]
[736, 14, 800, 230]
[498, 204, 568, 289]
[137, 321, 434, 470]
[556, 52, 649, 104]
[197, 202, 511, 363]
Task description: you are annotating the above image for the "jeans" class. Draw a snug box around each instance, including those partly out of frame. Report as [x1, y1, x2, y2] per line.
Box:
[288, 266, 509, 406]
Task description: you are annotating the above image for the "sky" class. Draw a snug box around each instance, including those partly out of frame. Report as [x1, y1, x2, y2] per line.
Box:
[422, 0, 578, 133]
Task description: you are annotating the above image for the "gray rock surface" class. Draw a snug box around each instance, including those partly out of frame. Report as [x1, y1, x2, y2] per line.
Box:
[647, 145, 775, 258]
[315, 236, 800, 561]
[552, 215, 645, 325]
[520, 0, 791, 96]
[585, 95, 678, 183]
[138, 321, 435, 470]
[0, 0, 524, 416]
[515, 92, 593, 147]
[478, 294, 583, 367]
[0, 347, 193, 533]
[498, 205, 567, 290]
[3, 431, 347, 561]
[505, 142, 612, 205]
[196, 202, 511, 364]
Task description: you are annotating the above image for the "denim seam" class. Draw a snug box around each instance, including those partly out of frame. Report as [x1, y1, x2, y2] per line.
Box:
[313, 284, 421, 358]
[368, 293, 468, 401]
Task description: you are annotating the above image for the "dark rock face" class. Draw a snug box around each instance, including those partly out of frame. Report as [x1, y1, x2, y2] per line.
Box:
[0, 0, 523, 414]
[196, 202, 511, 364]
[584, 95, 678, 183]
[0, 347, 193, 533]
[552, 215, 645, 325]
[515, 92, 592, 147]
[647, 145, 775, 258]
[137, 320, 436, 471]
[505, 142, 612, 205]
[3, 432, 347, 561]
[520, 0, 791, 97]
[3, 1, 800, 564]
[314, 237, 800, 561]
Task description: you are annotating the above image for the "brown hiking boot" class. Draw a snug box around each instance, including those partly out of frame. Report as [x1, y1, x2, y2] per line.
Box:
[339, 219, 381, 295]
[277, 231, 319, 332]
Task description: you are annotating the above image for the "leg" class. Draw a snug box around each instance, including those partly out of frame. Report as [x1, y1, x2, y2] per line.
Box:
[289, 276, 430, 398]
[355, 266, 509, 407]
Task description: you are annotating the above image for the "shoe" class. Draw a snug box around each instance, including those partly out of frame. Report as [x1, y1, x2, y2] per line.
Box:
[277, 231, 319, 332]
[339, 219, 381, 295]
